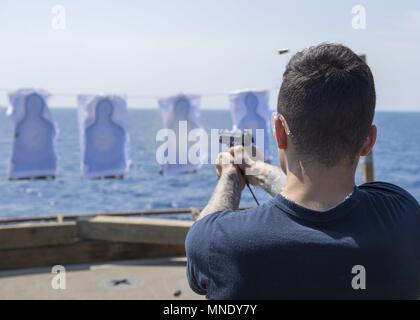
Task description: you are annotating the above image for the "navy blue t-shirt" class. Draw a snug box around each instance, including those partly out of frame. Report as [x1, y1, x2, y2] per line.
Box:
[185, 182, 420, 299]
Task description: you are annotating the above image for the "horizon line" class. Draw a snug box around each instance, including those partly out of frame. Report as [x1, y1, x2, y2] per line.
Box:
[0, 105, 419, 113]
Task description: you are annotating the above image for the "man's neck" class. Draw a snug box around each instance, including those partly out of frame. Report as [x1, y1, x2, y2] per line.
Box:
[282, 162, 356, 212]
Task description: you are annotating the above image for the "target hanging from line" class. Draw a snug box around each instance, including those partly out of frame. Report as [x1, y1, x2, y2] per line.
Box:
[77, 94, 131, 179]
[7, 88, 58, 180]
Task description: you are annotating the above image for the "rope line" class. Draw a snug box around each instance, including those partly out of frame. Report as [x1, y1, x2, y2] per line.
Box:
[0, 86, 280, 100]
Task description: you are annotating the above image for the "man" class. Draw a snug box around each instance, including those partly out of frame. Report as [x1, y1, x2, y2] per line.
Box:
[185, 43, 420, 299]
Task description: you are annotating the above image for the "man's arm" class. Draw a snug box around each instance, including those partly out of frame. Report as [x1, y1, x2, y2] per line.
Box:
[229, 146, 286, 197]
[246, 161, 286, 197]
[198, 164, 245, 220]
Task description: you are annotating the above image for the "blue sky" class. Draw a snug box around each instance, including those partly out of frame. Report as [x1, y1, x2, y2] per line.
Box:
[0, 0, 419, 110]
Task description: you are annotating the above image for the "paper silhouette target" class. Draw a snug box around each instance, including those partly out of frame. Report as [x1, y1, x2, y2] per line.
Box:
[78, 95, 130, 179]
[7, 89, 58, 180]
[229, 90, 271, 162]
[158, 94, 204, 175]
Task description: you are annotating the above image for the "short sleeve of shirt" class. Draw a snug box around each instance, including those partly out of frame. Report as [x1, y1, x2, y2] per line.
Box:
[360, 181, 420, 208]
[185, 211, 225, 296]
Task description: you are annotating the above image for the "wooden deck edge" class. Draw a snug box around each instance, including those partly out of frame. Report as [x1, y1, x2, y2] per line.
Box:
[0, 207, 201, 224]
[0, 240, 186, 271]
[77, 216, 193, 246]
[0, 216, 193, 270]
[0, 222, 78, 250]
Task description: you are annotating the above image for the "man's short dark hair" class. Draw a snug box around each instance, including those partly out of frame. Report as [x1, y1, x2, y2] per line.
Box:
[278, 43, 376, 167]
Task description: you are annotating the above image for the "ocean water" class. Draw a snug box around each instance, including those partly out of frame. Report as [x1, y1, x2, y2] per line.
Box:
[0, 108, 419, 219]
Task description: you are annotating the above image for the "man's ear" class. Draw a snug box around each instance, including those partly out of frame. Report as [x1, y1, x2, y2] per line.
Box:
[274, 117, 288, 150]
[360, 125, 377, 156]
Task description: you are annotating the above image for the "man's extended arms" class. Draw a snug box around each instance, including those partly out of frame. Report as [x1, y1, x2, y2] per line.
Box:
[197, 147, 286, 220]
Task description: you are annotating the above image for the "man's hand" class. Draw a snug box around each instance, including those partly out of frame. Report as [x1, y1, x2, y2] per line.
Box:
[226, 145, 287, 197]
[197, 146, 287, 220]
[214, 145, 264, 187]
[215, 152, 246, 190]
